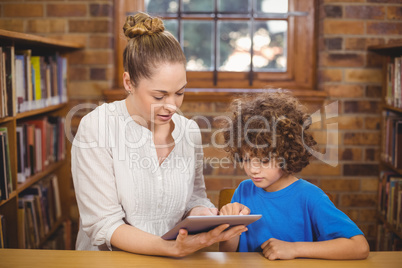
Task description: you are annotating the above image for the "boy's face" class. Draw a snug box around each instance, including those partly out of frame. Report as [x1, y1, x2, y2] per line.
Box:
[242, 155, 287, 192]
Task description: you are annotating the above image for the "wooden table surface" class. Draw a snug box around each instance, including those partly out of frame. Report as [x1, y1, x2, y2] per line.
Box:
[0, 249, 401, 268]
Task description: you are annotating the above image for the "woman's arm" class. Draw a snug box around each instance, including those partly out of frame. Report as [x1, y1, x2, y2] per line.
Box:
[111, 223, 247, 257]
[261, 235, 369, 260]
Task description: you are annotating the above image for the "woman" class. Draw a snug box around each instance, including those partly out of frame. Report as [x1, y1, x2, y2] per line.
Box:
[71, 12, 247, 257]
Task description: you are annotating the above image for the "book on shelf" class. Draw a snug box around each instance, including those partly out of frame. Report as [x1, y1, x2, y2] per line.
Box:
[0, 46, 69, 118]
[381, 111, 402, 169]
[385, 56, 402, 109]
[16, 116, 66, 180]
[378, 171, 402, 231]
[0, 127, 13, 200]
[19, 174, 62, 249]
[376, 224, 402, 251]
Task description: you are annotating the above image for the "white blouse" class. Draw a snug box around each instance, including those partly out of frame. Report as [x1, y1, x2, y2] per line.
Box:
[71, 100, 214, 251]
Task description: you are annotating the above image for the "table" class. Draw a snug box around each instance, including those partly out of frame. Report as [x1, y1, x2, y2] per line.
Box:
[0, 249, 401, 268]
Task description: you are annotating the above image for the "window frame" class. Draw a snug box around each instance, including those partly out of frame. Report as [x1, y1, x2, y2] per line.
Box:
[114, 0, 317, 90]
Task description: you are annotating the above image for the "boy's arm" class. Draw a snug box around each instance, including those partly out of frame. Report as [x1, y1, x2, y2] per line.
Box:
[261, 235, 369, 260]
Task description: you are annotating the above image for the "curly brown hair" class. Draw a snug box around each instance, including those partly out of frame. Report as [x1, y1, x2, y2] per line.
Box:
[221, 91, 317, 174]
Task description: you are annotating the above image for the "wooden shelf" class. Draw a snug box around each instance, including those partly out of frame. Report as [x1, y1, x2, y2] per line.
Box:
[368, 42, 402, 56]
[16, 160, 65, 194]
[381, 161, 402, 175]
[0, 29, 84, 50]
[377, 211, 402, 240]
[0, 29, 80, 249]
[0, 191, 16, 206]
[383, 105, 402, 115]
[15, 103, 67, 120]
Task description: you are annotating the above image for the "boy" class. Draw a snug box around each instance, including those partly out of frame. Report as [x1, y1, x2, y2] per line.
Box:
[219, 92, 369, 260]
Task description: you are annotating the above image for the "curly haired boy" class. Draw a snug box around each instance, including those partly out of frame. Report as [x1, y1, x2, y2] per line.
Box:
[219, 92, 369, 260]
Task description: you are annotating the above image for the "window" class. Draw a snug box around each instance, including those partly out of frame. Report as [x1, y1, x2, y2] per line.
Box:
[114, 0, 317, 90]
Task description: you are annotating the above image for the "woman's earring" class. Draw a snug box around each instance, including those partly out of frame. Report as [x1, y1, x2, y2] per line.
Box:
[127, 90, 132, 94]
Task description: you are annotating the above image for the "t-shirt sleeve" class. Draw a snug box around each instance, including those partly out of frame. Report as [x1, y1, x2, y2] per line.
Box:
[310, 194, 364, 241]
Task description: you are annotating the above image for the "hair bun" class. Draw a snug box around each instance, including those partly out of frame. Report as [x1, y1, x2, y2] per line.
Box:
[123, 13, 165, 39]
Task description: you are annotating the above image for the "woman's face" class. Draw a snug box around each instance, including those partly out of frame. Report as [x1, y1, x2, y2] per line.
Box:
[124, 62, 187, 127]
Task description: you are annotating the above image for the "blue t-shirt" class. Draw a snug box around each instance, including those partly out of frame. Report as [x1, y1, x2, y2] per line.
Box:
[231, 179, 364, 252]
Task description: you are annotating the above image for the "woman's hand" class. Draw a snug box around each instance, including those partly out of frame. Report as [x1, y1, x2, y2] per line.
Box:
[171, 224, 248, 257]
[219, 202, 250, 216]
[261, 238, 297, 260]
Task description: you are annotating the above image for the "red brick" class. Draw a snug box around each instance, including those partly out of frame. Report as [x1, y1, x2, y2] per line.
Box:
[367, 0, 402, 3]
[69, 50, 113, 65]
[69, 20, 113, 33]
[4, 4, 43, 17]
[343, 132, 380, 146]
[366, 53, 383, 68]
[359, 209, 377, 222]
[90, 4, 112, 17]
[69, 66, 89, 81]
[343, 164, 379, 176]
[50, 34, 87, 46]
[341, 148, 363, 161]
[299, 162, 341, 176]
[365, 148, 380, 161]
[360, 178, 379, 192]
[344, 100, 380, 114]
[318, 69, 342, 83]
[321, 179, 360, 192]
[345, 38, 385, 51]
[320, 52, 365, 67]
[367, 22, 402, 35]
[324, 20, 364, 35]
[340, 193, 377, 207]
[89, 35, 114, 49]
[364, 116, 380, 130]
[324, 37, 343, 50]
[0, 19, 24, 32]
[26, 19, 66, 33]
[47, 4, 86, 17]
[387, 6, 402, 20]
[344, 69, 382, 83]
[324, 85, 364, 98]
[324, 5, 343, 18]
[345, 6, 385, 19]
[366, 85, 382, 98]
[338, 116, 364, 130]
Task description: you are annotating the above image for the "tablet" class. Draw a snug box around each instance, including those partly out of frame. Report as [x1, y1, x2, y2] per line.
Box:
[161, 214, 262, 240]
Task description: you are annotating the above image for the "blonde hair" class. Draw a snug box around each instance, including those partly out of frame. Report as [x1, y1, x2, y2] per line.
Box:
[122, 12, 186, 87]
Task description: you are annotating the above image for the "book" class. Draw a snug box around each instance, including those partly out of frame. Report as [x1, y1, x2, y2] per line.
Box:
[0, 127, 13, 196]
[15, 55, 25, 113]
[16, 126, 26, 183]
[31, 56, 42, 109]
[3, 46, 16, 116]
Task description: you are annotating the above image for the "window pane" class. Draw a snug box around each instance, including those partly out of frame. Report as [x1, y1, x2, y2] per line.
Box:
[182, 0, 214, 12]
[145, 0, 178, 14]
[253, 20, 287, 71]
[182, 20, 214, 71]
[256, 0, 288, 14]
[164, 19, 178, 40]
[218, 21, 251, 72]
[218, 0, 250, 13]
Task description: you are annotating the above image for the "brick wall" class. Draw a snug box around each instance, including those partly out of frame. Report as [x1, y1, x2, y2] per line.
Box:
[0, 0, 115, 103]
[317, 0, 402, 248]
[2, 0, 402, 250]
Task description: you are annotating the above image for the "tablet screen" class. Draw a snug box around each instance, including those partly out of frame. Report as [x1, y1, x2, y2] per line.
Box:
[161, 214, 262, 240]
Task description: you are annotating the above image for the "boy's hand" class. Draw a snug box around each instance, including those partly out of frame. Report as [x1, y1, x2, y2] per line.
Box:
[219, 202, 250, 216]
[261, 238, 297, 260]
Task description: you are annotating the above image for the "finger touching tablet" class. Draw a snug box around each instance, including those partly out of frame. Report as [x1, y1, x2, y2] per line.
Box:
[161, 214, 262, 240]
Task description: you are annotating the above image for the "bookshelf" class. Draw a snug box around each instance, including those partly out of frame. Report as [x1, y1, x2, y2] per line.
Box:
[0, 29, 82, 249]
[369, 42, 402, 251]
